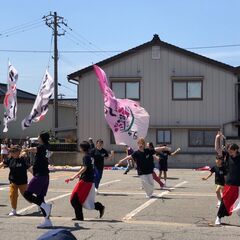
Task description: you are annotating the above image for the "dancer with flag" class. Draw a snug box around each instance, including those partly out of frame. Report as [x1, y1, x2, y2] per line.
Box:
[93, 65, 149, 150]
[3, 62, 18, 132]
[215, 143, 240, 225]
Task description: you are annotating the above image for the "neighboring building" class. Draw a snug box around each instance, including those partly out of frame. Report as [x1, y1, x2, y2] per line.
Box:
[0, 83, 77, 141]
[68, 34, 240, 167]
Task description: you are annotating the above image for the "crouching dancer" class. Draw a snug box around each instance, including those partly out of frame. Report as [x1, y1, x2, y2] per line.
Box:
[66, 141, 105, 221]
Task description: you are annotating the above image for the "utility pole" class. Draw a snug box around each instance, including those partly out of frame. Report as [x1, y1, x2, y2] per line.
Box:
[43, 12, 67, 136]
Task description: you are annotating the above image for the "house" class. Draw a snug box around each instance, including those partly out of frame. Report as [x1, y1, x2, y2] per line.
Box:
[67, 34, 240, 168]
[0, 83, 77, 142]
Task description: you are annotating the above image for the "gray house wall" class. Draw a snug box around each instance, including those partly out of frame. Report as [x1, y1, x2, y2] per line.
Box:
[0, 103, 54, 139]
[0, 103, 76, 140]
[76, 45, 238, 167]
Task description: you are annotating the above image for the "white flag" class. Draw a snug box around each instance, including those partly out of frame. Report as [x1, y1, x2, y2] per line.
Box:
[21, 70, 54, 130]
[3, 62, 18, 132]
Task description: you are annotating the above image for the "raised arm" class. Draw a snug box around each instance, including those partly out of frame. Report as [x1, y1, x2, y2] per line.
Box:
[115, 155, 133, 167]
[155, 146, 170, 153]
[170, 148, 181, 156]
[23, 147, 38, 154]
[105, 150, 114, 161]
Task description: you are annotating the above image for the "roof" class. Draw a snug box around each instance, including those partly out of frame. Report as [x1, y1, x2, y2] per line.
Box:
[68, 34, 239, 81]
[0, 83, 36, 100]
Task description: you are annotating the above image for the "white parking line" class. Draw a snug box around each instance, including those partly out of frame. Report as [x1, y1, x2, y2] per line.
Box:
[123, 181, 188, 221]
[17, 179, 121, 215]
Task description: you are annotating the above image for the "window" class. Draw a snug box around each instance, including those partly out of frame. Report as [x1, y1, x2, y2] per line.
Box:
[172, 80, 202, 100]
[189, 130, 217, 147]
[157, 130, 171, 144]
[111, 81, 140, 100]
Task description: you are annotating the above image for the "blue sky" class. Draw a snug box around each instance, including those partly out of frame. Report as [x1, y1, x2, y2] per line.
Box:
[0, 0, 240, 98]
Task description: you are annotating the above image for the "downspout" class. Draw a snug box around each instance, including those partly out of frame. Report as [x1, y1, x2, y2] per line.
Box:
[237, 76, 240, 137]
[67, 77, 79, 150]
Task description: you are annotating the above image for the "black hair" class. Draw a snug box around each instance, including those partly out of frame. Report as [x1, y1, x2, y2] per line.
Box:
[149, 142, 154, 148]
[229, 143, 239, 151]
[80, 141, 90, 152]
[216, 155, 223, 161]
[39, 131, 50, 145]
[96, 139, 103, 144]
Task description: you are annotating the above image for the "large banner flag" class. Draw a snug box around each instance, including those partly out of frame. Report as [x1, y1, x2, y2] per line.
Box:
[3, 62, 18, 132]
[93, 65, 150, 150]
[21, 70, 54, 130]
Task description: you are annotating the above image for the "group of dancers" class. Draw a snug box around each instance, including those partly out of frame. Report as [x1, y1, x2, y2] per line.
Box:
[1, 129, 238, 228]
[0, 133, 181, 228]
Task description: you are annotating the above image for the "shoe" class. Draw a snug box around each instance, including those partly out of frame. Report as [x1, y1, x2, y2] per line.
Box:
[99, 205, 105, 218]
[72, 217, 84, 221]
[8, 209, 17, 216]
[215, 217, 221, 225]
[146, 195, 153, 199]
[123, 172, 128, 175]
[40, 203, 52, 218]
[37, 218, 53, 228]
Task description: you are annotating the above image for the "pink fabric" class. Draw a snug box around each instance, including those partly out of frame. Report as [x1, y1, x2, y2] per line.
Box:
[94, 65, 150, 150]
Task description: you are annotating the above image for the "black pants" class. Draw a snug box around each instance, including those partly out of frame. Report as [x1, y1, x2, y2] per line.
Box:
[70, 193, 103, 220]
[24, 191, 46, 217]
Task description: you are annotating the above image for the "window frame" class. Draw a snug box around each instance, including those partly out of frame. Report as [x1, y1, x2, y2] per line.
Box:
[188, 129, 217, 147]
[172, 79, 203, 101]
[111, 80, 141, 100]
[156, 129, 172, 144]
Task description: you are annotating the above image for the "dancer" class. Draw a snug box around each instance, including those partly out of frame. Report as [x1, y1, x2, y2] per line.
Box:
[202, 156, 227, 207]
[90, 139, 114, 191]
[66, 141, 105, 221]
[115, 138, 161, 198]
[215, 130, 226, 156]
[88, 137, 95, 150]
[147, 142, 164, 188]
[158, 145, 181, 187]
[1, 138, 9, 163]
[0, 145, 30, 216]
[123, 145, 134, 175]
[22, 131, 52, 228]
[215, 143, 240, 225]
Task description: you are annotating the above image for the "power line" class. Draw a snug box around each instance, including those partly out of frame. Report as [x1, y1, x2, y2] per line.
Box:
[1, 43, 240, 54]
[0, 18, 43, 34]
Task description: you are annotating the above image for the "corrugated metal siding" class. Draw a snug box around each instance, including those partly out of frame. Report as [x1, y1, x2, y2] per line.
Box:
[77, 45, 238, 151]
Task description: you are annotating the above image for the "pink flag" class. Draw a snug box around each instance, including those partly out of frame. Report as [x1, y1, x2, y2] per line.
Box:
[94, 65, 150, 150]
